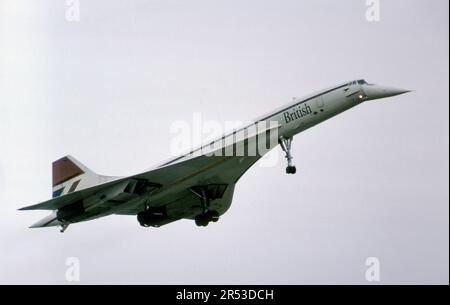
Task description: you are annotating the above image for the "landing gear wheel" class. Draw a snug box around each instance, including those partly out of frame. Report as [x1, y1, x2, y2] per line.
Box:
[195, 215, 209, 227]
[195, 211, 219, 227]
[209, 211, 220, 222]
[137, 211, 150, 227]
[286, 166, 297, 174]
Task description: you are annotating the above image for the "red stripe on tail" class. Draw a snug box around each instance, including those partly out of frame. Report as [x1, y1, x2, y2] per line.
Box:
[52, 157, 84, 186]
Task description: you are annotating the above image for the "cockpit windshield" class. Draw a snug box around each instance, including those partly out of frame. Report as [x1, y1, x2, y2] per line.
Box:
[348, 79, 372, 86]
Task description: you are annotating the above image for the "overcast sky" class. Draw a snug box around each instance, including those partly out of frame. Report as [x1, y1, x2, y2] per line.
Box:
[0, 0, 448, 284]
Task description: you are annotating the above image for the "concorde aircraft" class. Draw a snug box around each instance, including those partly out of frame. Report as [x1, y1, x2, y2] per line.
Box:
[20, 80, 409, 232]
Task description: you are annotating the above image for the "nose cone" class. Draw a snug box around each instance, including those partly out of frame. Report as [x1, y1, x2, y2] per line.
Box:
[364, 85, 411, 101]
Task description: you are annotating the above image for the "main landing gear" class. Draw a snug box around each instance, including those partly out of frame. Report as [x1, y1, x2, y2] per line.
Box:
[190, 186, 220, 227]
[195, 210, 219, 227]
[137, 199, 166, 228]
[279, 136, 296, 174]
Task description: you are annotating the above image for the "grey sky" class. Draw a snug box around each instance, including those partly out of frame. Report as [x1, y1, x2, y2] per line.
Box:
[0, 0, 448, 284]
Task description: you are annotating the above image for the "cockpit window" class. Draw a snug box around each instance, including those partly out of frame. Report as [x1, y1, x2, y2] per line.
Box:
[348, 80, 362, 86]
[348, 79, 372, 86]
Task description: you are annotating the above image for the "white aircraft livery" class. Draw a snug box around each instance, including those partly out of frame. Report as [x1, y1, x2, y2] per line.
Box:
[20, 80, 409, 232]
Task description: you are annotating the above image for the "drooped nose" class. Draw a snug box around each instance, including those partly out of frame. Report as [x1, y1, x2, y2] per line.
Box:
[363, 85, 411, 100]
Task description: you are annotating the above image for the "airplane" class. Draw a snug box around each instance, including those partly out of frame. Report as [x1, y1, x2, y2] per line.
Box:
[20, 79, 410, 232]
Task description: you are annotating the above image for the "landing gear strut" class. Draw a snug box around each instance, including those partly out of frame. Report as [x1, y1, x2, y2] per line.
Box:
[189, 186, 220, 227]
[60, 223, 69, 233]
[279, 136, 296, 174]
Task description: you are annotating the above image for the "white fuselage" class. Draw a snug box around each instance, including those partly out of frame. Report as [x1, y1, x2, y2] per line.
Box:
[159, 81, 364, 168]
[263, 82, 362, 139]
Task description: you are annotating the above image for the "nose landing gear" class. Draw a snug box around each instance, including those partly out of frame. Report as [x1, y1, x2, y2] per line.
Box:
[279, 136, 296, 174]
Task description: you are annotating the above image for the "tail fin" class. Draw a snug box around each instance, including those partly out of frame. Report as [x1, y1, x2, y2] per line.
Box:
[52, 155, 98, 198]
